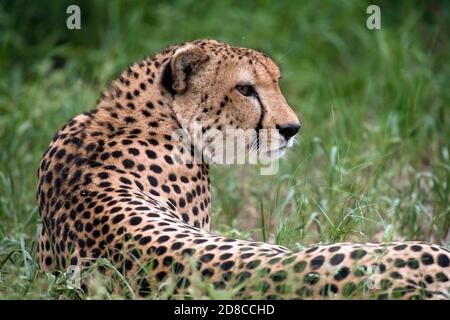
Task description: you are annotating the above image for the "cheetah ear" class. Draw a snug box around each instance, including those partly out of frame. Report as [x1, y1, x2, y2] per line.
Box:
[168, 44, 209, 94]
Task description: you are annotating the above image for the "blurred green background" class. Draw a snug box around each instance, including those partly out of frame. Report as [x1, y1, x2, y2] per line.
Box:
[0, 0, 449, 299]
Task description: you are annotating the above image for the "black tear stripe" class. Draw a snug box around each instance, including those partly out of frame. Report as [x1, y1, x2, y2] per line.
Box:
[254, 93, 266, 150]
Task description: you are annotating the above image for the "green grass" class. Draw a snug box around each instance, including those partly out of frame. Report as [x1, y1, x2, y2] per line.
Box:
[0, 0, 449, 299]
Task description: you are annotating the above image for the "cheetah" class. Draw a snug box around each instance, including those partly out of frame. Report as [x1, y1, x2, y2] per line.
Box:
[37, 39, 450, 299]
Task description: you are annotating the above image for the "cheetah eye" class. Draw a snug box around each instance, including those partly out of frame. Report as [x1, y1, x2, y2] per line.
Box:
[235, 84, 255, 97]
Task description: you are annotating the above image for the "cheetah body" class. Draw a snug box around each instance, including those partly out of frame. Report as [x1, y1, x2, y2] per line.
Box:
[37, 39, 450, 299]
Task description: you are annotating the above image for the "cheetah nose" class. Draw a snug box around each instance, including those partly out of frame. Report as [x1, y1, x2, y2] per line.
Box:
[277, 123, 301, 141]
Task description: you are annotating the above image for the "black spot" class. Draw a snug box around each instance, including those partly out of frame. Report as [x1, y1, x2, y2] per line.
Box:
[112, 151, 123, 158]
[173, 262, 185, 274]
[122, 139, 133, 145]
[437, 254, 449, 267]
[155, 246, 167, 255]
[124, 116, 136, 124]
[177, 277, 191, 289]
[94, 205, 104, 214]
[55, 149, 66, 159]
[271, 271, 287, 282]
[394, 258, 406, 268]
[310, 255, 325, 270]
[164, 155, 174, 165]
[293, 261, 306, 273]
[304, 272, 320, 285]
[329, 253, 345, 266]
[180, 176, 189, 183]
[45, 171, 53, 183]
[237, 272, 252, 284]
[200, 254, 214, 263]
[45, 256, 52, 266]
[157, 235, 169, 243]
[163, 256, 173, 267]
[150, 164, 162, 174]
[172, 184, 181, 194]
[354, 266, 367, 277]
[98, 172, 109, 179]
[350, 249, 367, 260]
[424, 275, 434, 284]
[70, 170, 82, 185]
[100, 153, 110, 160]
[219, 253, 232, 260]
[328, 246, 341, 252]
[406, 258, 419, 270]
[146, 150, 157, 159]
[393, 244, 407, 251]
[139, 237, 152, 245]
[128, 148, 140, 156]
[148, 176, 158, 187]
[122, 159, 135, 169]
[138, 279, 151, 297]
[220, 261, 235, 271]
[390, 271, 403, 280]
[181, 213, 189, 222]
[119, 177, 132, 185]
[129, 217, 142, 225]
[334, 266, 350, 281]
[181, 248, 195, 257]
[156, 271, 167, 281]
[246, 260, 261, 269]
[305, 246, 318, 253]
[421, 253, 434, 266]
[436, 272, 449, 282]
[110, 206, 122, 214]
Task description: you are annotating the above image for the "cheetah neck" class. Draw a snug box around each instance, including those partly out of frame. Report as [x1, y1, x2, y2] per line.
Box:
[89, 54, 213, 230]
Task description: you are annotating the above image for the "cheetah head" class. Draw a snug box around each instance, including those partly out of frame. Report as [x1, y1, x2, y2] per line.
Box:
[161, 40, 300, 164]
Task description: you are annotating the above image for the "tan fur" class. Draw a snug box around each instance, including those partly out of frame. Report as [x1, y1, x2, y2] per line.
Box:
[37, 39, 450, 299]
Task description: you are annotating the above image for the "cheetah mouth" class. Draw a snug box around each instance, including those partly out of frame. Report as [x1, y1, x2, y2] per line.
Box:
[261, 137, 295, 158]
[262, 143, 288, 158]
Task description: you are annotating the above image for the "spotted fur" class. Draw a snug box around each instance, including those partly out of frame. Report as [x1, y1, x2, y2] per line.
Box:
[37, 39, 450, 299]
